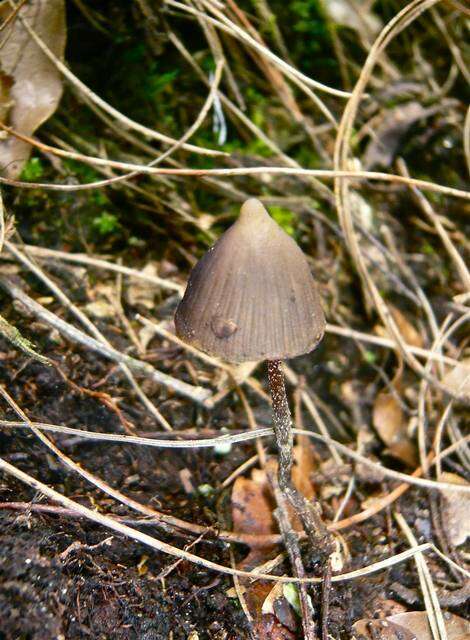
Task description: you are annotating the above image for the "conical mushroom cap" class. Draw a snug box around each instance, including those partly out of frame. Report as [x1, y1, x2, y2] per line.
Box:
[175, 199, 325, 363]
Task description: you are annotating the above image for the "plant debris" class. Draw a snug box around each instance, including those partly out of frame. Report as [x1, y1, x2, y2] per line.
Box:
[0, 0, 66, 177]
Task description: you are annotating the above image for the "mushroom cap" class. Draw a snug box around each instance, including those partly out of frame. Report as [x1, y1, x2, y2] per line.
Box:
[174, 198, 325, 363]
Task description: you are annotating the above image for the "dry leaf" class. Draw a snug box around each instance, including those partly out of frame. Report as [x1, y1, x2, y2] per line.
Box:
[127, 263, 159, 309]
[364, 102, 439, 169]
[352, 617, 416, 639]
[375, 305, 423, 349]
[231, 472, 276, 568]
[261, 583, 305, 633]
[373, 372, 417, 467]
[261, 582, 284, 615]
[390, 306, 424, 349]
[230, 459, 319, 635]
[372, 392, 416, 466]
[292, 437, 317, 501]
[0, 0, 66, 177]
[231, 471, 291, 637]
[440, 472, 470, 546]
[85, 299, 115, 319]
[353, 611, 470, 640]
[441, 359, 470, 399]
[373, 390, 403, 441]
[325, 0, 382, 35]
[388, 612, 470, 640]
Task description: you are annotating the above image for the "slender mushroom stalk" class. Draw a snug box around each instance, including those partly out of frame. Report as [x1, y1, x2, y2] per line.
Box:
[268, 358, 331, 551]
[175, 198, 331, 552]
[267, 359, 293, 489]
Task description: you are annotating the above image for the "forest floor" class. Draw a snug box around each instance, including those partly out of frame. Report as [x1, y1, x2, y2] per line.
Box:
[0, 1, 469, 639]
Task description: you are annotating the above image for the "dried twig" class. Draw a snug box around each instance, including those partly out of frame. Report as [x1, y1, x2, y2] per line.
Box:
[3, 419, 469, 494]
[7, 240, 172, 431]
[0, 276, 210, 405]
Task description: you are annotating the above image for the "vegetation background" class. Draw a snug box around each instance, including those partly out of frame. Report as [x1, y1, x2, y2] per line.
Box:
[0, 1, 468, 639]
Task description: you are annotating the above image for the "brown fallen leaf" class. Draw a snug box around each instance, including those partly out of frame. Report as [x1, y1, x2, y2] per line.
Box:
[373, 307, 421, 467]
[352, 617, 416, 639]
[231, 471, 284, 637]
[231, 453, 320, 636]
[388, 611, 470, 640]
[372, 391, 417, 466]
[390, 306, 424, 349]
[439, 472, 470, 547]
[375, 305, 424, 349]
[126, 263, 160, 309]
[0, 0, 66, 177]
[292, 436, 318, 502]
[353, 611, 470, 640]
[232, 471, 277, 569]
[372, 369, 417, 467]
[363, 101, 452, 169]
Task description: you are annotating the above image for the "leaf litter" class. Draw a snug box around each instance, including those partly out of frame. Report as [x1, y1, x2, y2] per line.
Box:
[0, 0, 65, 177]
[0, 1, 469, 638]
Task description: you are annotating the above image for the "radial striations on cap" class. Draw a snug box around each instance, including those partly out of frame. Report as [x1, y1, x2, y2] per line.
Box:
[174, 198, 325, 363]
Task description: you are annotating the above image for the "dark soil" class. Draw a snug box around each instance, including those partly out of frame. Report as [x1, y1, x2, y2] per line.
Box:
[0, 346, 467, 639]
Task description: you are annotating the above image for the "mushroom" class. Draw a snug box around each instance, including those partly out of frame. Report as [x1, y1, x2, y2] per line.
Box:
[175, 198, 330, 546]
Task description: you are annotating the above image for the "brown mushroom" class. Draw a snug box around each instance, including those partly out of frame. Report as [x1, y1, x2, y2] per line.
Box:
[175, 198, 325, 363]
[175, 198, 330, 548]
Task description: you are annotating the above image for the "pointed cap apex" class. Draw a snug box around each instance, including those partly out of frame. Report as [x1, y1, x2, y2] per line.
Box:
[239, 198, 269, 223]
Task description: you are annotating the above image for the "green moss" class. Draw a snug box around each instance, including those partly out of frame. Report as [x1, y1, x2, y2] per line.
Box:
[63, 159, 102, 183]
[363, 350, 377, 364]
[270, 206, 296, 237]
[276, 0, 338, 79]
[20, 157, 44, 181]
[92, 212, 120, 235]
[422, 241, 435, 255]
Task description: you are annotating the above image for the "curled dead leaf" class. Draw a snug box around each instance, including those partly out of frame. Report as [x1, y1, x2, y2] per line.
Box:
[127, 263, 160, 309]
[388, 611, 470, 640]
[363, 102, 446, 169]
[261, 582, 284, 616]
[353, 611, 470, 640]
[352, 617, 416, 639]
[231, 472, 277, 568]
[0, 0, 66, 177]
[372, 375, 417, 467]
[375, 305, 424, 349]
[439, 472, 470, 547]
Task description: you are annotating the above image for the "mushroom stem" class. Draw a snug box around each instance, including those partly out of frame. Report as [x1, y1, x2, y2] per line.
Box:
[267, 359, 294, 490]
[267, 359, 333, 557]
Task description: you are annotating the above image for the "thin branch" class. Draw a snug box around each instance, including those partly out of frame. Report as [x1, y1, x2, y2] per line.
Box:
[0, 276, 210, 405]
[3, 420, 470, 494]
